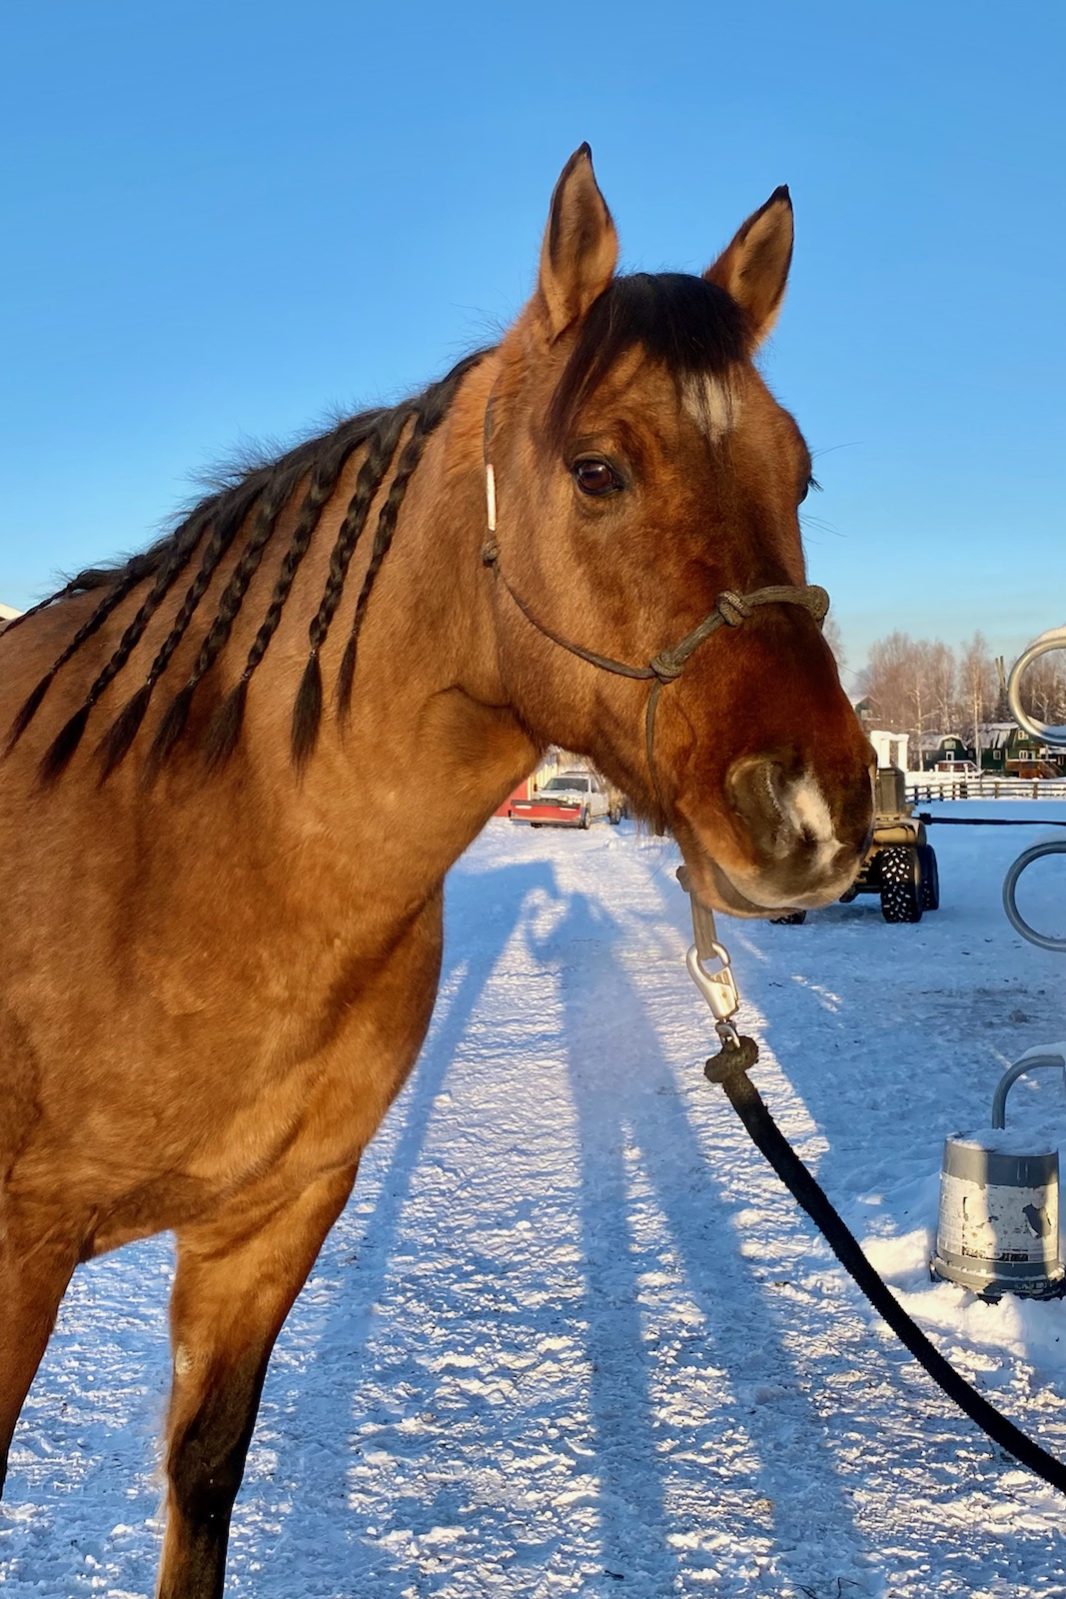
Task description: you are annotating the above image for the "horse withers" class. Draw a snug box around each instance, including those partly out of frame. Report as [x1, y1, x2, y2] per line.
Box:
[0, 146, 873, 1597]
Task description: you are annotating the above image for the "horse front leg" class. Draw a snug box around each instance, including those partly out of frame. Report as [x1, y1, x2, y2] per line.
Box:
[155, 1164, 357, 1599]
[0, 1207, 79, 1498]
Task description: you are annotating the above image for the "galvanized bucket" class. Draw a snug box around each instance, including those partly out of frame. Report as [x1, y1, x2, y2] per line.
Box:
[933, 1129, 1065, 1298]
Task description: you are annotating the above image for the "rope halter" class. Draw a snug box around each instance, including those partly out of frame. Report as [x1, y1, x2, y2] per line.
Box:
[481, 410, 829, 824]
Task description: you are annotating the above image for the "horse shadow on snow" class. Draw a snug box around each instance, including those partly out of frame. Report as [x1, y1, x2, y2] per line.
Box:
[249, 855, 885, 1597]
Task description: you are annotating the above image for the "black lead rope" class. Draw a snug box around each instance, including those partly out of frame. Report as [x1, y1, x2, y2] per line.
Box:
[918, 816, 1066, 828]
[706, 1039, 1066, 1496]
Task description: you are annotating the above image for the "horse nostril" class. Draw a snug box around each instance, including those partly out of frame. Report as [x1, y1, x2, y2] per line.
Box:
[726, 756, 791, 842]
[727, 755, 866, 872]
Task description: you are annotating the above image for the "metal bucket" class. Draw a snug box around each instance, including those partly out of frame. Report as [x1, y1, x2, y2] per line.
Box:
[932, 1130, 1065, 1298]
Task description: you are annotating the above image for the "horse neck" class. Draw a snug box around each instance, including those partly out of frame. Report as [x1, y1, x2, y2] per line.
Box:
[289, 353, 540, 899]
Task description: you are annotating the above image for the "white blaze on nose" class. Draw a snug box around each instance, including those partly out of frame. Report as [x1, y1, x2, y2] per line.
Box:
[787, 773, 842, 869]
[681, 373, 740, 441]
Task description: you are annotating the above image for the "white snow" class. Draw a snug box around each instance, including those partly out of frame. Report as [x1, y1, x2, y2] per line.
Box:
[948, 1130, 1059, 1157]
[3, 800, 1066, 1597]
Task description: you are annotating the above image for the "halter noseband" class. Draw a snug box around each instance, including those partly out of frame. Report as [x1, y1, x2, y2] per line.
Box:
[481, 409, 830, 824]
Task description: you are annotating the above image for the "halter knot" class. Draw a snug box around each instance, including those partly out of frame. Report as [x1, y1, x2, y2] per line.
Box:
[715, 590, 753, 627]
[649, 651, 686, 684]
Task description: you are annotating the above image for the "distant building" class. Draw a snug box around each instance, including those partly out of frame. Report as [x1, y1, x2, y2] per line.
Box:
[920, 724, 1064, 777]
[975, 723, 1064, 777]
[851, 694, 874, 729]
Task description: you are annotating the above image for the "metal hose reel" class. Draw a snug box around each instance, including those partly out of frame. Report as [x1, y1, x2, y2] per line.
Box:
[1002, 624, 1066, 952]
[1007, 623, 1066, 748]
[1003, 840, 1066, 953]
[932, 624, 1066, 1299]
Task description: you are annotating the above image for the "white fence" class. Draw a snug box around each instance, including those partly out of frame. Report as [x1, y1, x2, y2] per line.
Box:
[906, 775, 1066, 802]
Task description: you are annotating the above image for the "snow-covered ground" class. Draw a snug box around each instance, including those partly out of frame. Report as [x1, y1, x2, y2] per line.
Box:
[3, 802, 1066, 1598]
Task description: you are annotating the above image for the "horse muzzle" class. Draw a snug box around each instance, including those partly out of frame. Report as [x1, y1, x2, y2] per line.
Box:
[679, 754, 874, 917]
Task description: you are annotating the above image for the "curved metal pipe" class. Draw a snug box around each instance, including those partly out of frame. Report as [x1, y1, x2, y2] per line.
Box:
[991, 1051, 1066, 1129]
[1008, 626, 1066, 747]
[1003, 840, 1066, 952]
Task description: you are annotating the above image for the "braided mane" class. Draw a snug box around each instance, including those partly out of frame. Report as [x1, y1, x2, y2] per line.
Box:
[5, 351, 490, 783]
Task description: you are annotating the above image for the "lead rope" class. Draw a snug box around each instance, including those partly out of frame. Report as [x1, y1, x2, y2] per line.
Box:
[679, 869, 1066, 1497]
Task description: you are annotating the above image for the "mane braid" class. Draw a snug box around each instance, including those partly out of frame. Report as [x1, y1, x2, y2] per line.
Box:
[141, 477, 278, 775]
[1, 588, 77, 636]
[201, 423, 374, 770]
[14, 346, 492, 785]
[7, 548, 181, 756]
[335, 355, 484, 721]
[292, 349, 488, 767]
[35, 513, 218, 784]
[4, 541, 178, 647]
[290, 406, 412, 765]
[334, 412, 430, 720]
[128, 460, 299, 776]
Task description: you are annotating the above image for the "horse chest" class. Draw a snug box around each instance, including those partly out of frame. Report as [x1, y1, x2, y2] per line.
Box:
[148, 899, 443, 1191]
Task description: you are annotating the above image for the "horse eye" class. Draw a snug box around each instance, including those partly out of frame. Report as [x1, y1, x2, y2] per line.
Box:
[572, 457, 623, 497]
[799, 473, 820, 505]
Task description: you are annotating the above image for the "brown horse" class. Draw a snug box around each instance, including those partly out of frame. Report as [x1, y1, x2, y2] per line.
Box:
[0, 146, 873, 1597]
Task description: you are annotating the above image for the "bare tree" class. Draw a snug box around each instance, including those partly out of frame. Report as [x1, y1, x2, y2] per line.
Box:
[958, 632, 996, 765]
[859, 635, 960, 763]
[823, 613, 846, 679]
[926, 640, 957, 734]
[859, 631, 917, 733]
[860, 629, 1066, 768]
[1018, 652, 1066, 727]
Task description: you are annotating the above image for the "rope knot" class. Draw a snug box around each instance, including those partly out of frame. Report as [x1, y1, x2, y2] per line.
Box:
[716, 590, 753, 627]
[704, 1033, 760, 1084]
[649, 651, 685, 684]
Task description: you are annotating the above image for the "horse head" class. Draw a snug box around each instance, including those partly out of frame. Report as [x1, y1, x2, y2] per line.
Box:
[486, 146, 874, 915]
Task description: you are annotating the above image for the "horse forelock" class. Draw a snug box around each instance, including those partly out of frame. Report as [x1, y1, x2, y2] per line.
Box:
[546, 272, 749, 449]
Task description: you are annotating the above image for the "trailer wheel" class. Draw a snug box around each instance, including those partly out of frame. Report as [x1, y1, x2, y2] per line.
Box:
[609, 806, 622, 825]
[880, 845, 923, 923]
[771, 910, 808, 925]
[918, 844, 940, 911]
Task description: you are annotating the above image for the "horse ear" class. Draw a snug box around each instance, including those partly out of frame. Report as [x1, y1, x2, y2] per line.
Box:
[704, 186, 794, 346]
[537, 144, 618, 341]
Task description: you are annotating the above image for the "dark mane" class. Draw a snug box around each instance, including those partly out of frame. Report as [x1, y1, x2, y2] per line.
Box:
[548, 272, 749, 446]
[5, 350, 491, 783]
[6, 278, 748, 787]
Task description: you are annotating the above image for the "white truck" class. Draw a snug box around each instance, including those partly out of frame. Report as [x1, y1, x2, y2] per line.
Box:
[509, 770, 619, 829]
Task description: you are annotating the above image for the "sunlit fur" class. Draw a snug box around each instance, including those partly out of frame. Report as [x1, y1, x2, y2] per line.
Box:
[0, 147, 872, 1597]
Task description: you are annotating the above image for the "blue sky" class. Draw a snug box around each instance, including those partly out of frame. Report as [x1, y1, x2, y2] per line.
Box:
[2, 1, 1063, 679]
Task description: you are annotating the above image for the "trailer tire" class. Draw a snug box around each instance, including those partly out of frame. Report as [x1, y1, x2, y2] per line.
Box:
[880, 845, 924, 923]
[918, 844, 940, 911]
